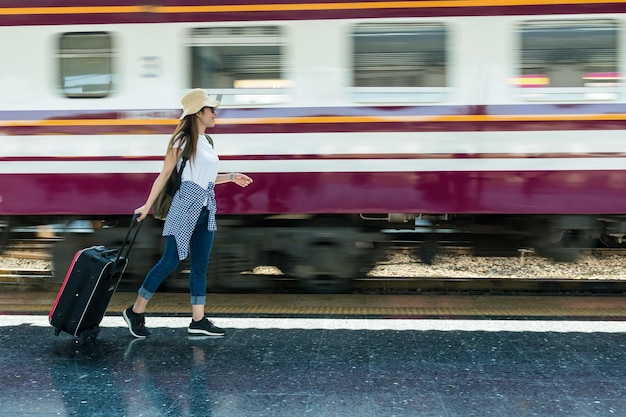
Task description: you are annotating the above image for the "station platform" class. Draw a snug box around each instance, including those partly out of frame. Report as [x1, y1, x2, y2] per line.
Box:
[1, 290, 626, 320]
[0, 292, 625, 416]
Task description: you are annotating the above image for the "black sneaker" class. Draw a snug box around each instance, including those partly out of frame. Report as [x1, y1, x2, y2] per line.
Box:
[188, 317, 225, 337]
[123, 306, 150, 338]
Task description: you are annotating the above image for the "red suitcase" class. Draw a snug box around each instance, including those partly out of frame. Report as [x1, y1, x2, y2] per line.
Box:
[49, 215, 141, 343]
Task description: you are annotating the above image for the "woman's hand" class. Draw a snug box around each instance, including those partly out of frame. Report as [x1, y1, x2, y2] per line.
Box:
[231, 173, 253, 188]
[134, 205, 150, 221]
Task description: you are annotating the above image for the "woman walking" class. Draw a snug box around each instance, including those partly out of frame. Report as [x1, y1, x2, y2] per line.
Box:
[124, 89, 253, 339]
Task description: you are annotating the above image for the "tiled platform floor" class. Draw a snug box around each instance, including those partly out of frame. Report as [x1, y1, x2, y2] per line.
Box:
[0, 315, 624, 417]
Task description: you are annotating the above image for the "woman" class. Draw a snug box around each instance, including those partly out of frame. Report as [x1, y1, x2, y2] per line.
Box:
[124, 89, 253, 339]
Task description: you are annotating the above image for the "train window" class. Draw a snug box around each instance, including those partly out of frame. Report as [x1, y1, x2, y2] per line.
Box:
[188, 26, 290, 105]
[58, 32, 114, 98]
[351, 23, 448, 103]
[515, 20, 621, 101]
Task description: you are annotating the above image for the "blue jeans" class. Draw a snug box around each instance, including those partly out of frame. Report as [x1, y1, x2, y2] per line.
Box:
[138, 208, 215, 305]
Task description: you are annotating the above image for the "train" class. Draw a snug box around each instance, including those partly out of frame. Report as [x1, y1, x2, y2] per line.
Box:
[2, 0, 626, 292]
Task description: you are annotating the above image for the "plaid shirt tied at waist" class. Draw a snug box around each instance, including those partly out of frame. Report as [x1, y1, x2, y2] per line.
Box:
[163, 181, 217, 260]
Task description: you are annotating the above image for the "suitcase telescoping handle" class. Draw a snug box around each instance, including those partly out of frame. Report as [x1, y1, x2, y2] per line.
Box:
[115, 213, 143, 264]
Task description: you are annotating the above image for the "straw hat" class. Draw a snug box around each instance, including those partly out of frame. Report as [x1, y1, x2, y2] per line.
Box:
[179, 89, 220, 120]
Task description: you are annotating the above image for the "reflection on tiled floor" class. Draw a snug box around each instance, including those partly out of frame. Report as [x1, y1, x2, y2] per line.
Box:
[0, 316, 624, 417]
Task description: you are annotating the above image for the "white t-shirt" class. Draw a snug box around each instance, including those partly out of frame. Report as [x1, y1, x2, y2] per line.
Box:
[175, 134, 219, 189]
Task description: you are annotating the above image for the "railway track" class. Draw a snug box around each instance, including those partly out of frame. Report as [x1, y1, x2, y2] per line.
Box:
[2, 237, 626, 295]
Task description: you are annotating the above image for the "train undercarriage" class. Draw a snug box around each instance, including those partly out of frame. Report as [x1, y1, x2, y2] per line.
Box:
[2, 213, 626, 293]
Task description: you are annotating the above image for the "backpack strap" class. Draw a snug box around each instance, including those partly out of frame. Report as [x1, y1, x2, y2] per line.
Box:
[205, 134, 214, 148]
[178, 135, 211, 181]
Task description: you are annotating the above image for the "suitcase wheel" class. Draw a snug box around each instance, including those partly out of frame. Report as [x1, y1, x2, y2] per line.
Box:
[53, 327, 61, 337]
[76, 326, 100, 345]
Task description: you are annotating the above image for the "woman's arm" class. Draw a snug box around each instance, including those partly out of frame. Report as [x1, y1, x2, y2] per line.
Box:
[216, 172, 253, 187]
[134, 147, 182, 221]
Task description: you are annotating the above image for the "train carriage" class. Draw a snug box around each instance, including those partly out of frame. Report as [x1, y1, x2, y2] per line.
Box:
[2, 0, 626, 291]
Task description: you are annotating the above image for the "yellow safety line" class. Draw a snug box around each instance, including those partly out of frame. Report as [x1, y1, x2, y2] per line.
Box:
[4, 303, 625, 317]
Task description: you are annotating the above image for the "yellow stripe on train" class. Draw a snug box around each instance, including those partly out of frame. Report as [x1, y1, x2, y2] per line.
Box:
[2, 113, 626, 127]
[2, 0, 626, 16]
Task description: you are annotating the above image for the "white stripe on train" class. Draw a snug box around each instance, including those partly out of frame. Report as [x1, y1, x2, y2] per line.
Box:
[3, 130, 626, 157]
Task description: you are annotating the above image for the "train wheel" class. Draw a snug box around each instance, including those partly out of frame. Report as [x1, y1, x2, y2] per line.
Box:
[599, 233, 626, 248]
[536, 229, 592, 262]
[293, 243, 355, 293]
[538, 247, 579, 263]
[272, 253, 296, 277]
[212, 242, 267, 291]
[419, 241, 439, 265]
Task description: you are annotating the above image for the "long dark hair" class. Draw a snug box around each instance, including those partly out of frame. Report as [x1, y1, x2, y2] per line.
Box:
[165, 114, 201, 160]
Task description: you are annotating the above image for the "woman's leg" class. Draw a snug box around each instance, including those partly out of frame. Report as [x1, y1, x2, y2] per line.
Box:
[134, 235, 181, 312]
[191, 304, 206, 322]
[187, 211, 224, 336]
[188, 209, 214, 321]
[124, 235, 180, 338]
